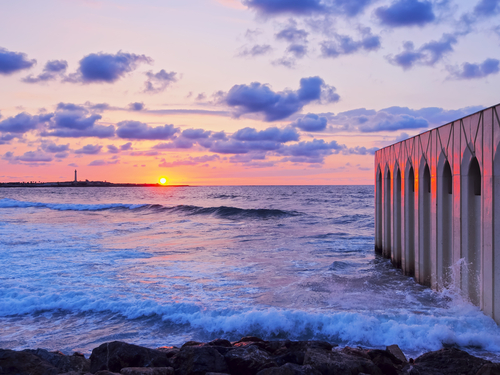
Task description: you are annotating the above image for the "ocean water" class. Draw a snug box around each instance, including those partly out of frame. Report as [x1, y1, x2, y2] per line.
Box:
[1, 185, 500, 360]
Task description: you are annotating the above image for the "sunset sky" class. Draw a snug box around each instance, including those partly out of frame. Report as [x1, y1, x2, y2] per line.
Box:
[0, 0, 498, 185]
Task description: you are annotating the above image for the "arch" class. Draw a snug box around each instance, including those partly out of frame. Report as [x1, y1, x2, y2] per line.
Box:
[419, 161, 432, 286]
[494, 147, 500, 322]
[393, 165, 402, 268]
[461, 151, 482, 306]
[404, 162, 415, 276]
[437, 155, 453, 287]
[375, 166, 383, 254]
[384, 165, 392, 258]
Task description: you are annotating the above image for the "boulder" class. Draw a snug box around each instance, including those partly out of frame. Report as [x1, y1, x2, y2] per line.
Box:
[90, 342, 171, 374]
[172, 346, 228, 375]
[256, 362, 322, 375]
[225, 345, 278, 375]
[0, 348, 59, 375]
[207, 339, 232, 348]
[24, 348, 90, 373]
[386, 345, 407, 364]
[120, 367, 174, 375]
[303, 347, 383, 375]
[476, 363, 500, 375]
[411, 348, 490, 375]
[367, 349, 401, 375]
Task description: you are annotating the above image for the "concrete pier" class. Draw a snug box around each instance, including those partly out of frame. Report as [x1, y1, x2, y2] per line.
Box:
[374, 103, 500, 323]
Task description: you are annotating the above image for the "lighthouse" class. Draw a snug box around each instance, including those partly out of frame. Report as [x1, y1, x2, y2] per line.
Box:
[74, 169, 77, 182]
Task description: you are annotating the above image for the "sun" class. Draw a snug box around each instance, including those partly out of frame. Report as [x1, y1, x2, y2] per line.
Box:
[159, 177, 168, 185]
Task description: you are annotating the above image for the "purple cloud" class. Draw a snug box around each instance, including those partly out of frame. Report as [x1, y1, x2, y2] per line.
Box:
[22, 60, 68, 83]
[116, 121, 179, 140]
[144, 69, 177, 93]
[74, 144, 103, 154]
[291, 113, 327, 132]
[376, 0, 435, 27]
[0, 47, 36, 75]
[447, 58, 500, 79]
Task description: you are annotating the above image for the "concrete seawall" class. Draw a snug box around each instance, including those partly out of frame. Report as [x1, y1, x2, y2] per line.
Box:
[374, 103, 500, 323]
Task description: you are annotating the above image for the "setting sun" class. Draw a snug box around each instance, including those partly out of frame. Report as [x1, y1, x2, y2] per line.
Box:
[159, 177, 168, 185]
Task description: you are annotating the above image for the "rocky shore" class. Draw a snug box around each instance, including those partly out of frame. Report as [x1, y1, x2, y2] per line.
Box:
[1, 337, 499, 375]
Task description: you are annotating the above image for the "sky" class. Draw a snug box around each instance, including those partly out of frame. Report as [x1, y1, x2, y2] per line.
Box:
[0, 0, 499, 185]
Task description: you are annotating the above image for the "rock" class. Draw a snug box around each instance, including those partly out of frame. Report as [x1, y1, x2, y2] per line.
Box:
[367, 349, 401, 375]
[172, 346, 229, 375]
[225, 345, 278, 375]
[207, 339, 232, 347]
[386, 345, 407, 364]
[0, 348, 59, 375]
[155, 347, 180, 359]
[182, 341, 204, 348]
[90, 342, 171, 374]
[205, 373, 230, 375]
[237, 337, 265, 343]
[303, 347, 383, 375]
[476, 363, 500, 375]
[24, 348, 90, 373]
[256, 362, 322, 375]
[340, 347, 371, 360]
[95, 371, 121, 375]
[120, 367, 174, 375]
[412, 348, 490, 375]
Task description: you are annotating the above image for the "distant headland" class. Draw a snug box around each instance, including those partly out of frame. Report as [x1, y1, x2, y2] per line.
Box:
[0, 169, 188, 188]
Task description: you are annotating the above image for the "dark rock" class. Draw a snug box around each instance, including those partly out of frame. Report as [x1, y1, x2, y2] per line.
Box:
[172, 346, 228, 375]
[476, 363, 500, 375]
[0, 348, 59, 375]
[412, 348, 490, 375]
[182, 341, 204, 348]
[95, 371, 121, 375]
[256, 363, 322, 375]
[24, 348, 90, 373]
[155, 347, 180, 359]
[120, 367, 175, 375]
[90, 342, 171, 374]
[237, 337, 265, 343]
[340, 347, 370, 360]
[303, 347, 383, 375]
[225, 345, 277, 375]
[207, 339, 232, 348]
[386, 345, 407, 363]
[367, 349, 401, 375]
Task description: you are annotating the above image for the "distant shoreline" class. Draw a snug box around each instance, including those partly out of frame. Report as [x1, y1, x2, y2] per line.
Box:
[0, 182, 189, 188]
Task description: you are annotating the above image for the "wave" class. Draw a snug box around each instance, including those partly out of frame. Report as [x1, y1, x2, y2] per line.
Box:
[2, 290, 500, 353]
[0, 198, 299, 219]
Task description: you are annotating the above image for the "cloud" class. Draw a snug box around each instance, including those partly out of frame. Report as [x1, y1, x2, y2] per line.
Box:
[22, 60, 68, 83]
[447, 58, 500, 79]
[238, 44, 273, 57]
[120, 142, 133, 151]
[144, 69, 178, 93]
[278, 138, 344, 163]
[16, 151, 53, 163]
[276, 26, 308, 43]
[43, 125, 115, 138]
[116, 121, 179, 140]
[55, 152, 69, 159]
[159, 155, 220, 167]
[88, 159, 119, 166]
[128, 102, 145, 111]
[287, 44, 308, 58]
[107, 145, 119, 154]
[0, 47, 36, 75]
[387, 34, 457, 69]
[0, 113, 53, 134]
[41, 142, 70, 153]
[375, 0, 435, 27]
[323, 105, 484, 133]
[233, 126, 299, 142]
[291, 113, 327, 131]
[344, 146, 378, 155]
[74, 144, 103, 154]
[224, 76, 339, 121]
[320, 28, 380, 58]
[474, 0, 500, 17]
[182, 128, 212, 139]
[67, 51, 152, 83]
[243, 0, 372, 17]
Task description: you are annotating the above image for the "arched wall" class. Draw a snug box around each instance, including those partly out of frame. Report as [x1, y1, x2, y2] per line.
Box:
[375, 167, 383, 253]
[374, 104, 500, 324]
[419, 161, 432, 286]
[393, 167, 402, 268]
[384, 165, 392, 259]
[437, 155, 453, 287]
[405, 164, 415, 277]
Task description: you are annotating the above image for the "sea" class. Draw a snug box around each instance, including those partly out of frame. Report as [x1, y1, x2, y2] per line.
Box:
[1, 185, 500, 361]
